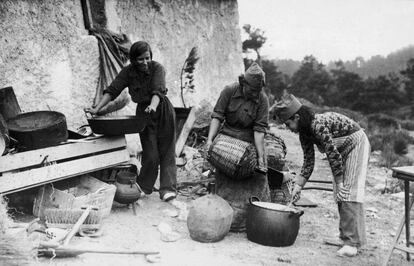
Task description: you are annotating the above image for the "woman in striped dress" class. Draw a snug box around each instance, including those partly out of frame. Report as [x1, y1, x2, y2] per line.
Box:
[273, 94, 370, 257]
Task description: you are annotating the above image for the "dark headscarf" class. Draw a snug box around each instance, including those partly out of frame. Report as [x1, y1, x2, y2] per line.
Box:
[129, 41, 153, 62]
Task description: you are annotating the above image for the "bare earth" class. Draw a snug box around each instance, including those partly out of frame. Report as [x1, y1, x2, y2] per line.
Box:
[33, 128, 413, 266]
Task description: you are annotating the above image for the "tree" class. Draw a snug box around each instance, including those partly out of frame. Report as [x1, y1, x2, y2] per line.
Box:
[400, 58, 414, 104]
[330, 61, 365, 108]
[242, 24, 267, 65]
[261, 59, 288, 101]
[290, 55, 333, 105]
[354, 75, 403, 114]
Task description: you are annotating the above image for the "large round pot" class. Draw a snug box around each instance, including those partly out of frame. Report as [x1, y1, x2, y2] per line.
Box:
[7, 111, 68, 151]
[246, 197, 304, 247]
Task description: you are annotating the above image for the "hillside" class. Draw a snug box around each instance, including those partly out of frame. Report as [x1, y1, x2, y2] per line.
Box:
[273, 45, 414, 78]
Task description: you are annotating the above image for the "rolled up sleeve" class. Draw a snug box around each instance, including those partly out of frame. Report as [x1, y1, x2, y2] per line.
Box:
[211, 86, 232, 122]
[104, 67, 129, 100]
[150, 63, 167, 98]
[253, 94, 269, 133]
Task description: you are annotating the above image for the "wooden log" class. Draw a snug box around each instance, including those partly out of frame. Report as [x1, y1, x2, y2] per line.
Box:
[175, 107, 197, 157]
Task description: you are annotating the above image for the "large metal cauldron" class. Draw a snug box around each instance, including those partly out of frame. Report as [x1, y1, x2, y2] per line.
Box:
[246, 197, 304, 247]
[7, 111, 68, 151]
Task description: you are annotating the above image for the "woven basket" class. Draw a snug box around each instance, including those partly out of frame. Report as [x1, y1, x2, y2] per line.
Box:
[208, 134, 257, 180]
[265, 131, 287, 171]
[270, 177, 294, 205]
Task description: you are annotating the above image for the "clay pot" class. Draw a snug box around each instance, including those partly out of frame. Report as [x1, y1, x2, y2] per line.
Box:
[187, 192, 233, 243]
[114, 171, 141, 204]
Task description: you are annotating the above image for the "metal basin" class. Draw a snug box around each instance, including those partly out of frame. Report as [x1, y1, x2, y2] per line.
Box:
[87, 115, 147, 135]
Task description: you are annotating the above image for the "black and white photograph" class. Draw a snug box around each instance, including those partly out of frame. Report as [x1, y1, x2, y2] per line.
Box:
[1, 0, 414, 265]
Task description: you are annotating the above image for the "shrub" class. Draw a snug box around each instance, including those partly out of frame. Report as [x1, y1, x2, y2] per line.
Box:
[380, 145, 402, 168]
[367, 113, 400, 135]
[368, 130, 413, 154]
[401, 120, 414, 131]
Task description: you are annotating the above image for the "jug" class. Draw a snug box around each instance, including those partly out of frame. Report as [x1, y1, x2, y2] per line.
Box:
[187, 182, 234, 243]
[114, 171, 141, 204]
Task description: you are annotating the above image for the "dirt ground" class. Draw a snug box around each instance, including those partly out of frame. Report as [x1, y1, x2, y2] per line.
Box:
[22, 127, 413, 266]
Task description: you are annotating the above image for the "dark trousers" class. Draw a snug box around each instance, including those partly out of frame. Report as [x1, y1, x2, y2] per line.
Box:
[338, 201, 366, 247]
[136, 98, 177, 198]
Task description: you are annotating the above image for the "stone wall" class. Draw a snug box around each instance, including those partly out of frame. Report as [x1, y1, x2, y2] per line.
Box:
[0, 0, 244, 129]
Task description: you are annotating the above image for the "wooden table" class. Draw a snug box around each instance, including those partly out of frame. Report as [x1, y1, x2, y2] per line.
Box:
[383, 166, 414, 265]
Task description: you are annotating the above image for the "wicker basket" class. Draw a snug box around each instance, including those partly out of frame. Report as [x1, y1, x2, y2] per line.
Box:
[265, 131, 287, 171]
[208, 134, 257, 180]
[270, 177, 294, 205]
[33, 175, 116, 218]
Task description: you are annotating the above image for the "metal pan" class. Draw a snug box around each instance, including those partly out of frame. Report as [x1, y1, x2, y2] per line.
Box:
[85, 112, 147, 136]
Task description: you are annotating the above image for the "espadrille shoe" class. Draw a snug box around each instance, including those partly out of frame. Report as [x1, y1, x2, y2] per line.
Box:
[337, 245, 358, 257]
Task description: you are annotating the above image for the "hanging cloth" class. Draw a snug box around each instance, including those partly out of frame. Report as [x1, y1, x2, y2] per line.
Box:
[89, 28, 132, 115]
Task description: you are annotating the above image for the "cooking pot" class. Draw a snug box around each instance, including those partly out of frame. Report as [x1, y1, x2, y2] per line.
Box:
[7, 111, 68, 151]
[246, 197, 304, 247]
[86, 115, 147, 136]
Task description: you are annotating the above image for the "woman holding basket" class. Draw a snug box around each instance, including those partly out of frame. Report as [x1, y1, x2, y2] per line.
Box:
[205, 62, 271, 232]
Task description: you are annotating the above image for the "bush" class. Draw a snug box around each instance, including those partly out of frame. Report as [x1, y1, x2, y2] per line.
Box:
[394, 134, 409, 155]
[401, 119, 414, 131]
[367, 113, 400, 134]
[368, 130, 413, 154]
[380, 144, 413, 168]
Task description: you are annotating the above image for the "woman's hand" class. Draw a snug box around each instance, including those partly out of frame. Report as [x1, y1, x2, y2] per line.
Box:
[255, 156, 267, 174]
[144, 104, 157, 113]
[291, 183, 302, 203]
[201, 140, 212, 159]
[336, 182, 350, 201]
[84, 106, 100, 116]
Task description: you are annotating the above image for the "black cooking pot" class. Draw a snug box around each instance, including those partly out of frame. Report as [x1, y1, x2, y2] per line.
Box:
[7, 111, 68, 151]
[246, 197, 304, 247]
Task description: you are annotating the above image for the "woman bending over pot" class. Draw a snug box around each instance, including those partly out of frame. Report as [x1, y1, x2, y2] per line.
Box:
[206, 62, 271, 232]
[86, 41, 177, 202]
[273, 94, 370, 257]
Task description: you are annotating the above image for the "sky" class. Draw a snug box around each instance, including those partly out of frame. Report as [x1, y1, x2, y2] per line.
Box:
[238, 0, 414, 63]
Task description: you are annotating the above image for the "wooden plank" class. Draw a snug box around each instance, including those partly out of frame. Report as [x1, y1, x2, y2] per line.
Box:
[175, 107, 196, 157]
[0, 86, 21, 120]
[392, 166, 414, 177]
[0, 149, 129, 195]
[394, 245, 414, 254]
[0, 136, 126, 173]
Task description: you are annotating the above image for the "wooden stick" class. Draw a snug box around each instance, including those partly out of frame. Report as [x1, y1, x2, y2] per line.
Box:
[62, 206, 93, 246]
[175, 107, 197, 157]
[38, 246, 159, 258]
